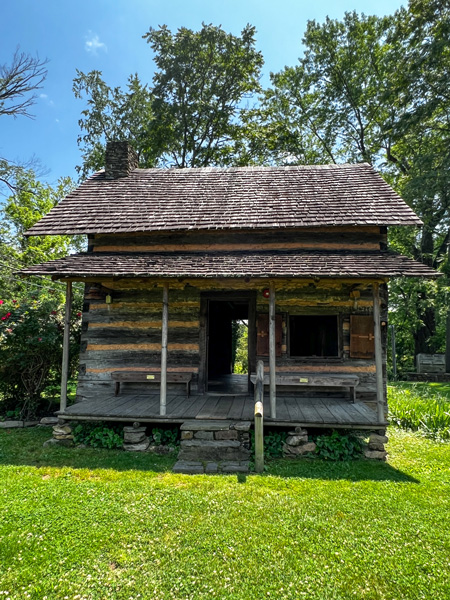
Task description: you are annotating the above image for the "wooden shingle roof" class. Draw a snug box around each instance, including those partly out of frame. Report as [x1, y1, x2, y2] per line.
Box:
[25, 163, 422, 236]
[19, 250, 439, 279]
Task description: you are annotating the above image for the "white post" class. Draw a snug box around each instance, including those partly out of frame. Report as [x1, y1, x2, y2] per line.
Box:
[160, 283, 169, 416]
[254, 360, 264, 473]
[60, 281, 72, 413]
[269, 281, 276, 419]
[373, 283, 385, 424]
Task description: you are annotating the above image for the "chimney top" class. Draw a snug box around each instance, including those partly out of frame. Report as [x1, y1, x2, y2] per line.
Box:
[105, 141, 138, 179]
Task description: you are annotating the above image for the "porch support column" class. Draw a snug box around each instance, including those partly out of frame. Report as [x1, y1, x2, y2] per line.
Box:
[373, 282, 384, 424]
[160, 283, 169, 416]
[269, 281, 276, 419]
[60, 280, 72, 414]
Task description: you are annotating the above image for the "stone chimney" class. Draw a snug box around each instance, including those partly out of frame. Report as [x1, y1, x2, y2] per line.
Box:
[104, 141, 139, 179]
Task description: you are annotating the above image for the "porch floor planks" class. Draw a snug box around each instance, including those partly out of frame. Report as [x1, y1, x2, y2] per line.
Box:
[241, 396, 256, 421]
[196, 395, 222, 420]
[74, 394, 131, 416]
[62, 394, 382, 427]
[345, 401, 380, 424]
[213, 396, 236, 419]
[166, 395, 191, 418]
[283, 396, 308, 423]
[226, 395, 247, 420]
[321, 400, 350, 425]
[289, 399, 324, 424]
[177, 395, 210, 419]
[329, 400, 369, 425]
[117, 395, 157, 418]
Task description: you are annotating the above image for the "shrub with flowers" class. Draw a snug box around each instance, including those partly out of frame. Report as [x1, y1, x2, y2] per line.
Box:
[0, 295, 82, 420]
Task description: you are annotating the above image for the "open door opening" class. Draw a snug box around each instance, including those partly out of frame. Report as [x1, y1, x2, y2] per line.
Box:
[207, 299, 250, 395]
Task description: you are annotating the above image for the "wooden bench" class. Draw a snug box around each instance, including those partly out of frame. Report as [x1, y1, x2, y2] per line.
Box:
[250, 373, 359, 402]
[111, 371, 192, 399]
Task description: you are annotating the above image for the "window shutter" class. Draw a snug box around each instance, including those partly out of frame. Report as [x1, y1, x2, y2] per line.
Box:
[350, 315, 375, 359]
[257, 314, 282, 356]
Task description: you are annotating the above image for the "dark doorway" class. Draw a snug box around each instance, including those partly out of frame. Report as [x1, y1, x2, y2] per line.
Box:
[199, 292, 256, 394]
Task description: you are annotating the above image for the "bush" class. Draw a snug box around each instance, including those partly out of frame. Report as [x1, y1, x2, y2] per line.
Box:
[72, 423, 124, 449]
[251, 429, 287, 459]
[314, 430, 363, 461]
[151, 427, 179, 446]
[0, 295, 81, 420]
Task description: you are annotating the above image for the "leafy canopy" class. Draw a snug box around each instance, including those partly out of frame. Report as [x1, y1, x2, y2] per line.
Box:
[74, 23, 263, 176]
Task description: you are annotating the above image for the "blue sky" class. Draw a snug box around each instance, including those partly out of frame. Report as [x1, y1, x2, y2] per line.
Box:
[1, 0, 405, 188]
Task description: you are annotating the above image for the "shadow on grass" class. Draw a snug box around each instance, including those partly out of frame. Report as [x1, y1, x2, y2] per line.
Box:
[0, 428, 419, 482]
[266, 457, 419, 483]
[0, 428, 176, 473]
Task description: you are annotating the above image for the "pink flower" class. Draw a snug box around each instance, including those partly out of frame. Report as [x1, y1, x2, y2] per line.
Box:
[12, 300, 17, 304]
[38, 337, 42, 341]
[0, 300, 3, 305]
[1, 317, 5, 321]
[51, 311, 57, 315]
[77, 312, 82, 318]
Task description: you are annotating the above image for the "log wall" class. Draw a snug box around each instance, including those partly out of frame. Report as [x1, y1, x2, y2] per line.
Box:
[76, 275, 388, 415]
[90, 227, 387, 253]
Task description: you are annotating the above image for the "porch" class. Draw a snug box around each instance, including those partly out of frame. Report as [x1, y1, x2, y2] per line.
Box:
[59, 392, 386, 429]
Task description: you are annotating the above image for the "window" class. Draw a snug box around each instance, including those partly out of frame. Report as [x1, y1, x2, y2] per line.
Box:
[289, 315, 339, 357]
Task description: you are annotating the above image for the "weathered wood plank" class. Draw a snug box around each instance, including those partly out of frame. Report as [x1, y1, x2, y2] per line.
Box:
[177, 395, 210, 419]
[196, 396, 222, 420]
[213, 396, 235, 419]
[226, 396, 246, 420]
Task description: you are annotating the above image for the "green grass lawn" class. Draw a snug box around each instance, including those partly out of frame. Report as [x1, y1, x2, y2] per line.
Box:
[388, 381, 450, 440]
[0, 426, 449, 600]
[389, 380, 450, 400]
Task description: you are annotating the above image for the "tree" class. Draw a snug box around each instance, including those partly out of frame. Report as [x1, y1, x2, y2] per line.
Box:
[0, 48, 48, 119]
[0, 48, 48, 193]
[257, 2, 450, 361]
[0, 170, 84, 419]
[74, 23, 263, 175]
[73, 71, 154, 179]
[142, 23, 263, 168]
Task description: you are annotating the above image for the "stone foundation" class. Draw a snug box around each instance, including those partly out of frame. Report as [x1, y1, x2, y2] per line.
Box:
[174, 420, 251, 473]
[282, 428, 389, 460]
[283, 427, 317, 457]
[43, 420, 75, 447]
[364, 431, 388, 460]
[123, 424, 149, 451]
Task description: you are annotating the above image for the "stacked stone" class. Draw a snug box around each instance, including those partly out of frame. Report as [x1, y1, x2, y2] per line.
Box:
[174, 420, 251, 473]
[123, 423, 149, 451]
[282, 427, 316, 457]
[43, 422, 74, 447]
[364, 432, 388, 460]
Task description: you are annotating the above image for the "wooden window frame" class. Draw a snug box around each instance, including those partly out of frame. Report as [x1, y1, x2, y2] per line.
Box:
[287, 313, 343, 360]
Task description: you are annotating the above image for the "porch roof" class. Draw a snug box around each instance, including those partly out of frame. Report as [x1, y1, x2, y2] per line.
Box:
[19, 249, 439, 279]
[24, 163, 422, 236]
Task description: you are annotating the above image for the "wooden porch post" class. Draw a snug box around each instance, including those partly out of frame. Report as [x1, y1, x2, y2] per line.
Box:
[373, 283, 384, 424]
[160, 283, 169, 416]
[60, 281, 72, 414]
[269, 281, 276, 419]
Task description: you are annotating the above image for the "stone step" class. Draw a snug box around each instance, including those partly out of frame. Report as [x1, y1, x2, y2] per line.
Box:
[173, 460, 250, 474]
[178, 446, 251, 462]
[180, 420, 251, 432]
[181, 439, 242, 449]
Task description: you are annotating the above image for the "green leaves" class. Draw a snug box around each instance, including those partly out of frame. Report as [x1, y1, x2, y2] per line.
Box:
[74, 24, 263, 174]
[72, 423, 124, 449]
[314, 430, 364, 461]
[73, 71, 154, 178]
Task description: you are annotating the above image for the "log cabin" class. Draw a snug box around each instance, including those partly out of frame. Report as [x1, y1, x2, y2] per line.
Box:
[21, 141, 437, 449]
